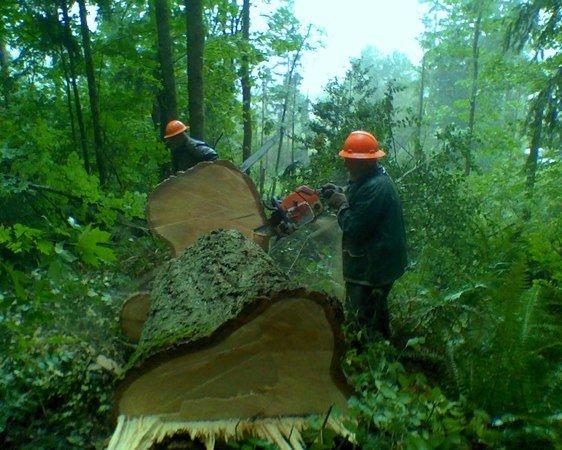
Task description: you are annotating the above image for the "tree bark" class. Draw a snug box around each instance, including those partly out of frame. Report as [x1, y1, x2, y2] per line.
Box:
[60, 51, 77, 147]
[258, 78, 267, 195]
[240, 0, 252, 171]
[59, 0, 90, 174]
[0, 38, 10, 107]
[291, 80, 297, 164]
[154, 0, 178, 138]
[186, 0, 205, 139]
[111, 229, 349, 450]
[526, 89, 549, 191]
[77, 0, 107, 185]
[415, 52, 426, 162]
[466, 7, 482, 176]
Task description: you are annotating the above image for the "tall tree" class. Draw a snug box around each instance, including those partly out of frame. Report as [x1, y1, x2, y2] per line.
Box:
[270, 25, 311, 198]
[466, 2, 483, 175]
[0, 37, 10, 107]
[240, 0, 252, 169]
[154, 0, 178, 138]
[505, 0, 561, 190]
[77, 0, 106, 184]
[186, 0, 205, 139]
[415, 52, 426, 162]
[59, 51, 77, 147]
[59, 0, 90, 174]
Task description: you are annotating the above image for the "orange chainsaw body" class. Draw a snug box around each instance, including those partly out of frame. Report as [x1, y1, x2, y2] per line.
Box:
[279, 186, 323, 228]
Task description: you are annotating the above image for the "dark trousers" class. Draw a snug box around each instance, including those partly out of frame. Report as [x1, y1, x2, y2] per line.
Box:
[345, 282, 393, 341]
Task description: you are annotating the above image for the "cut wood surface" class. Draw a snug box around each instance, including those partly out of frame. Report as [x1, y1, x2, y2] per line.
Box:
[120, 295, 347, 419]
[110, 230, 351, 449]
[147, 161, 268, 255]
[120, 292, 150, 342]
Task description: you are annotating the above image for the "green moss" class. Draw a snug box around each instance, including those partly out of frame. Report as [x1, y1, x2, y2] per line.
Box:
[128, 230, 291, 369]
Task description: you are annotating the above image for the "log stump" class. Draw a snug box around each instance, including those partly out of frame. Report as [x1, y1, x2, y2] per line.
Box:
[111, 230, 351, 450]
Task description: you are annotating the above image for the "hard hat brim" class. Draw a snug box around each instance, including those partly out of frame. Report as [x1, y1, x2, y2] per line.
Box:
[338, 149, 386, 159]
[164, 124, 188, 139]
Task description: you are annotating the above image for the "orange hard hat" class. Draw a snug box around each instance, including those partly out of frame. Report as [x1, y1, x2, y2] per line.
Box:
[338, 131, 386, 159]
[164, 120, 188, 139]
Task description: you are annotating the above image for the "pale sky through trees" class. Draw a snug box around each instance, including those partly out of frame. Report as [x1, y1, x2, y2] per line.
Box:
[277, 0, 426, 98]
[81, 0, 426, 99]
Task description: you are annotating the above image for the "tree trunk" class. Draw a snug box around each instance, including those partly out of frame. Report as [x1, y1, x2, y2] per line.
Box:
[60, 51, 78, 147]
[270, 25, 311, 198]
[111, 229, 350, 450]
[0, 38, 10, 107]
[291, 81, 297, 164]
[466, 7, 482, 176]
[258, 78, 267, 195]
[526, 89, 549, 191]
[186, 0, 205, 139]
[77, 0, 107, 185]
[59, 0, 90, 174]
[240, 0, 252, 171]
[415, 52, 426, 162]
[154, 0, 178, 138]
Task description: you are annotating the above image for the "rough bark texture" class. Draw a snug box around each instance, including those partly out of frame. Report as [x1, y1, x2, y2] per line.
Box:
[112, 230, 351, 449]
[129, 229, 290, 368]
[154, 0, 178, 138]
[186, 0, 205, 139]
[77, 0, 106, 184]
[240, 0, 252, 169]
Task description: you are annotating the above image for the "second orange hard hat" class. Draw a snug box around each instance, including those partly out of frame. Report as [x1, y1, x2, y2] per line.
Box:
[164, 120, 188, 139]
[339, 130, 386, 159]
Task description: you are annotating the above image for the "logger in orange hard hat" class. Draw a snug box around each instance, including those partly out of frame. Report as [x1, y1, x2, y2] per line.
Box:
[323, 130, 407, 343]
[338, 130, 386, 159]
[163, 120, 218, 172]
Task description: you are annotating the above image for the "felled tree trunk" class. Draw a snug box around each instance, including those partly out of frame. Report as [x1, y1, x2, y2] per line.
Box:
[110, 230, 351, 450]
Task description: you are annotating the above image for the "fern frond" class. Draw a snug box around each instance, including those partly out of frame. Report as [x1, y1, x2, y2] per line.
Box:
[520, 286, 539, 346]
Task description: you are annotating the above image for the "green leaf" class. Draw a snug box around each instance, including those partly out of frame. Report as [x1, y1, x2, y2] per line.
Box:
[36, 240, 53, 255]
[75, 225, 116, 267]
[406, 336, 426, 349]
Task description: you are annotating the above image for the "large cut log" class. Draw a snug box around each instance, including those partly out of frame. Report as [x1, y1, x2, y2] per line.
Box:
[110, 230, 351, 450]
[147, 161, 269, 255]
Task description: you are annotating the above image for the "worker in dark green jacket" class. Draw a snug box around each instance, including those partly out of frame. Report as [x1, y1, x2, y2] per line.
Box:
[324, 130, 407, 341]
[164, 120, 218, 172]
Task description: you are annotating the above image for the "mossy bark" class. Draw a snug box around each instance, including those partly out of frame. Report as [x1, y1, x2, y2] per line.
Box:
[128, 229, 292, 368]
[112, 229, 351, 449]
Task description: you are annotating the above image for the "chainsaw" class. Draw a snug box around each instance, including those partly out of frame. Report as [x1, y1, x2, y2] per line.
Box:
[258, 185, 337, 238]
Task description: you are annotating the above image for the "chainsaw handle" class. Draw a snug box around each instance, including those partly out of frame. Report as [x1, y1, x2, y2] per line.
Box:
[319, 183, 343, 199]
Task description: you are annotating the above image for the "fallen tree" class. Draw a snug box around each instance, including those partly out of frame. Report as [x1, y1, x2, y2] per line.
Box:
[111, 162, 352, 449]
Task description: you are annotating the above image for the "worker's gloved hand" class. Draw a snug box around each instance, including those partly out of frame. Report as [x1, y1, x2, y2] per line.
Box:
[320, 182, 343, 199]
[327, 192, 348, 210]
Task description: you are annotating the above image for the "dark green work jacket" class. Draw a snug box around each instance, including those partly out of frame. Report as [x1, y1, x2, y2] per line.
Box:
[337, 165, 408, 287]
[171, 136, 218, 172]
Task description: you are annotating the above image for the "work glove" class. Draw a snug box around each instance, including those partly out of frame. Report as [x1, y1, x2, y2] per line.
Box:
[320, 182, 343, 199]
[327, 192, 348, 210]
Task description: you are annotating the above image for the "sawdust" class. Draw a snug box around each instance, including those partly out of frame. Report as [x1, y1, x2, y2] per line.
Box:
[107, 413, 354, 450]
